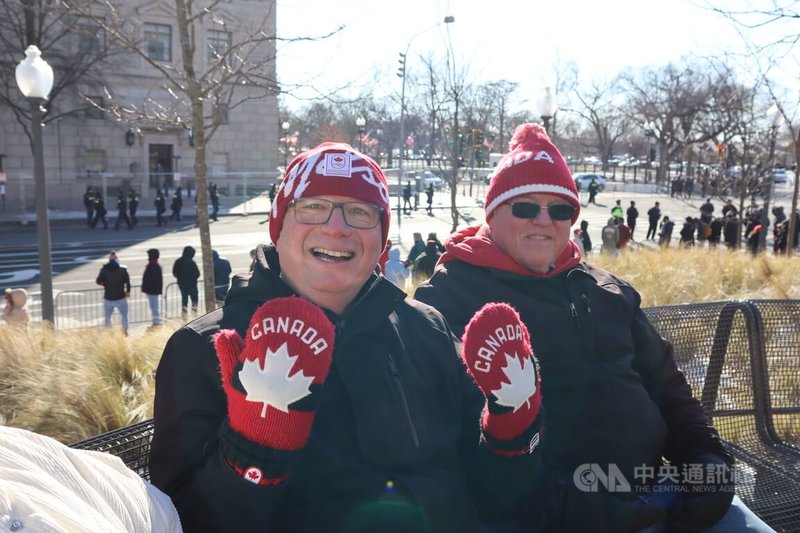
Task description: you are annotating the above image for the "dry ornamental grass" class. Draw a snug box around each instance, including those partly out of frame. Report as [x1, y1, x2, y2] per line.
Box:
[1, 246, 799, 442]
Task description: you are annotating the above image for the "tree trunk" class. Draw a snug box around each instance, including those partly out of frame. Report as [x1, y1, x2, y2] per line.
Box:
[175, 0, 216, 312]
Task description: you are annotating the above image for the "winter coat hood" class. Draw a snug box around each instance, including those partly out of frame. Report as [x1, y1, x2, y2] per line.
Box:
[182, 246, 196, 258]
[439, 223, 582, 278]
[388, 248, 401, 261]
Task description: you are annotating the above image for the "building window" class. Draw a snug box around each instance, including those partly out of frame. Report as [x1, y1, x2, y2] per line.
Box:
[85, 96, 105, 120]
[144, 23, 171, 62]
[85, 149, 107, 178]
[77, 18, 106, 55]
[207, 29, 232, 61]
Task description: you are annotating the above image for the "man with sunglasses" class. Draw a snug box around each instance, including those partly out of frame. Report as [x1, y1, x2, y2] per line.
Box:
[415, 123, 761, 532]
[150, 142, 543, 532]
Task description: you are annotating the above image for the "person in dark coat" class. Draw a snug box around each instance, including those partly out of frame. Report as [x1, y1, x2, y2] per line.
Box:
[211, 249, 232, 302]
[709, 216, 723, 246]
[141, 248, 163, 326]
[402, 181, 413, 214]
[579, 219, 592, 253]
[172, 245, 200, 316]
[154, 189, 167, 226]
[210, 183, 220, 221]
[114, 190, 132, 230]
[679, 216, 696, 247]
[659, 216, 675, 247]
[412, 239, 442, 282]
[723, 213, 739, 249]
[128, 189, 139, 226]
[96, 250, 131, 334]
[149, 142, 543, 532]
[416, 123, 748, 532]
[646, 201, 661, 241]
[169, 186, 183, 221]
[426, 182, 434, 214]
[626, 200, 639, 239]
[83, 186, 95, 227]
[90, 191, 108, 229]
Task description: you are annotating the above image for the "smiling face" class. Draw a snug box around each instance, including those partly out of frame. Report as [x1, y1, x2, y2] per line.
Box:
[488, 193, 572, 274]
[276, 195, 383, 314]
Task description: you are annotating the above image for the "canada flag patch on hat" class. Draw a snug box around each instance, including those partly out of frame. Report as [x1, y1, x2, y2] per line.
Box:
[323, 152, 352, 177]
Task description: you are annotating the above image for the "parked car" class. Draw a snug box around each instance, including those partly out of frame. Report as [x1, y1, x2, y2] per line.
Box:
[772, 168, 788, 184]
[573, 172, 607, 192]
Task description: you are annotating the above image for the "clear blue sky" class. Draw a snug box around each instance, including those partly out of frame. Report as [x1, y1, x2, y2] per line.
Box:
[276, 0, 797, 112]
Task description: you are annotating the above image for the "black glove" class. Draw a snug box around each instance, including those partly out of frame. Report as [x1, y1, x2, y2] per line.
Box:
[528, 468, 666, 532]
[667, 452, 735, 531]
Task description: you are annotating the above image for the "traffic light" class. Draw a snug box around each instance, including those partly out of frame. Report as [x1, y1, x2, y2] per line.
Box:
[472, 129, 484, 148]
[716, 143, 725, 159]
[458, 133, 465, 154]
[397, 53, 406, 79]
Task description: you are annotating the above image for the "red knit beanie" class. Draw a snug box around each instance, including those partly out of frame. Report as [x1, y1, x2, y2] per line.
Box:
[269, 142, 390, 245]
[484, 123, 580, 223]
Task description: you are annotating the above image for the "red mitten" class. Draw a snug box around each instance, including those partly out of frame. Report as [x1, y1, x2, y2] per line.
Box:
[214, 296, 334, 483]
[462, 302, 542, 456]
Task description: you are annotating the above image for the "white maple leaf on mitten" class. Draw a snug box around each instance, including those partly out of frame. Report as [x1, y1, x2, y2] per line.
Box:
[239, 341, 314, 416]
[493, 352, 538, 412]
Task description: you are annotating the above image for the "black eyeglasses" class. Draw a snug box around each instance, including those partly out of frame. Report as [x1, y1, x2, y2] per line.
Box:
[507, 201, 575, 221]
[289, 197, 383, 229]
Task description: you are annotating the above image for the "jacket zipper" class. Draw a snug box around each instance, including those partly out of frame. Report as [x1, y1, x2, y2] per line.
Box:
[386, 352, 421, 448]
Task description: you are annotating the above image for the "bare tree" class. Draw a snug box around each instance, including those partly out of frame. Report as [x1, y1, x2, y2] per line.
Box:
[64, 0, 340, 311]
[709, 1, 800, 250]
[622, 59, 737, 184]
[567, 77, 630, 170]
[0, 0, 120, 154]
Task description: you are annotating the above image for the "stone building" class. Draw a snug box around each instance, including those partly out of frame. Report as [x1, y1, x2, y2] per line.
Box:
[0, 0, 278, 217]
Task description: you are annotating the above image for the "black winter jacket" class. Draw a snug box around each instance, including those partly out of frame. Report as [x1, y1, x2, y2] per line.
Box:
[150, 245, 539, 532]
[415, 259, 730, 530]
[173, 247, 200, 291]
[95, 261, 131, 300]
[142, 261, 163, 295]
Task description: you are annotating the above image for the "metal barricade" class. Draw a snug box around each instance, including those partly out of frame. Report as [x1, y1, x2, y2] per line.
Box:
[52, 280, 212, 330]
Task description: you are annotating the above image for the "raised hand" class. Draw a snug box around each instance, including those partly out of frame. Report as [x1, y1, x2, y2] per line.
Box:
[214, 296, 334, 483]
[461, 302, 542, 456]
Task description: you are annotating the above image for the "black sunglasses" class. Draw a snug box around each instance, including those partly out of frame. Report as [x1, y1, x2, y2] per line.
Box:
[507, 201, 575, 221]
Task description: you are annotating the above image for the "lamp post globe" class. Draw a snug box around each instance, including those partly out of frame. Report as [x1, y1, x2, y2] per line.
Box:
[16, 45, 55, 323]
[538, 86, 556, 136]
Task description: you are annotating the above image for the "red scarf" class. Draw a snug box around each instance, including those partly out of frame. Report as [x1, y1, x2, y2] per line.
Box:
[438, 224, 582, 278]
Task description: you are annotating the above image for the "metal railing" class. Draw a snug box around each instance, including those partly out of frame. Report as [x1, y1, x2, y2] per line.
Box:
[52, 280, 224, 330]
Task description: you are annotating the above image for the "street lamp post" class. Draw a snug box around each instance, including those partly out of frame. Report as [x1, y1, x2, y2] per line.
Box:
[355, 116, 366, 152]
[282, 120, 290, 168]
[538, 86, 556, 137]
[644, 121, 657, 184]
[15, 45, 54, 323]
[759, 104, 785, 252]
[397, 15, 454, 238]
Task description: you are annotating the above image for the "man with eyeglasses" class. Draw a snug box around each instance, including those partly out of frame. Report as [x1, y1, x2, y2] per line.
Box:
[415, 123, 765, 532]
[150, 142, 544, 531]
